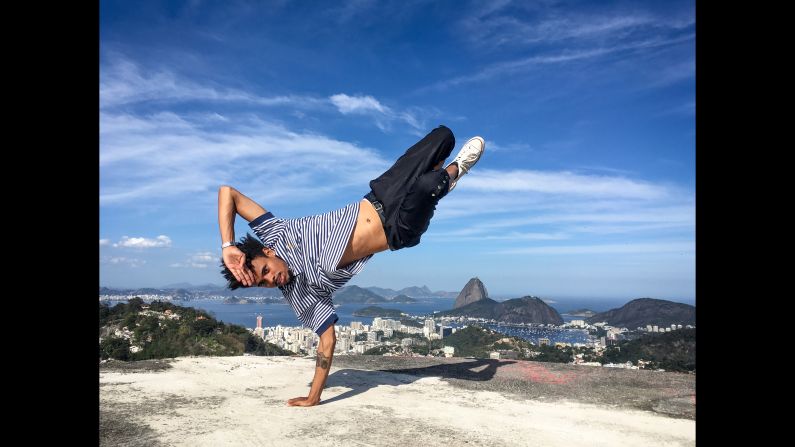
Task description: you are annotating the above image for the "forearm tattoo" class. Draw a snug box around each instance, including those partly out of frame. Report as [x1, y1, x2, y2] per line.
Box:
[316, 352, 331, 370]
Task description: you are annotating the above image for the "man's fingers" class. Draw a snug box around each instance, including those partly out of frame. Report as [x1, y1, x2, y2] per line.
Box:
[231, 267, 249, 286]
[241, 272, 248, 285]
[225, 253, 251, 285]
[236, 254, 250, 286]
[241, 270, 251, 286]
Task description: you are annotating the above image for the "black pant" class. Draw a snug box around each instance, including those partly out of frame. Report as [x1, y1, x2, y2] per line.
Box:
[367, 125, 455, 250]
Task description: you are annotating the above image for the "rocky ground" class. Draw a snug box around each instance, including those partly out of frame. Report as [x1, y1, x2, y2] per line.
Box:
[100, 355, 695, 446]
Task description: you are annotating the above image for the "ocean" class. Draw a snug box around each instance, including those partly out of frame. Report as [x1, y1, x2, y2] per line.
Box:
[102, 296, 666, 345]
[109, 298, 695, 344]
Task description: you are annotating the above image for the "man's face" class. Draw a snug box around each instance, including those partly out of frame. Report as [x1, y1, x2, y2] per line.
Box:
[249, 248, 292, 288]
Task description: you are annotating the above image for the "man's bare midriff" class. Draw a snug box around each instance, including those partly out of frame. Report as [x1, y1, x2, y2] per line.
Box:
[337, 199, 389, 268]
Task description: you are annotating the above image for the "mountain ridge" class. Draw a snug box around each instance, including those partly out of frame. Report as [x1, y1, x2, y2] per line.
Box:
[439, 296, 564, 324]
[454, 277, 489, 308]
[586, 298, 695, 328]
[100, 283, 456, 301]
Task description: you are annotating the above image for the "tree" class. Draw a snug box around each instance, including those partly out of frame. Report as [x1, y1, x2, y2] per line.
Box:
[99, 303, 110, 328]
[127, 297, 145, 312]
[100, 337, 130, 361]
[364, 346, 391, 355]
[245, 336, 292, 356]
[121, 313, 138, 330]
[191, 318, 216, 336]
[535, 345, 573, 363]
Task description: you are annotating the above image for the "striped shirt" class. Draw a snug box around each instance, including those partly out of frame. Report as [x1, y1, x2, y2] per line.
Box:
[248, 202, 372, 333]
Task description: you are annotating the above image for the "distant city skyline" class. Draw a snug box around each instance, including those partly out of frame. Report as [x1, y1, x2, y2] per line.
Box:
[100, 1, 695, 301]
[98, 281, 695, 306]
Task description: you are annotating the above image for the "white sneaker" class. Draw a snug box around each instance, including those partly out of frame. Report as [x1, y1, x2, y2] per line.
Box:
[446, 136, 485, 192]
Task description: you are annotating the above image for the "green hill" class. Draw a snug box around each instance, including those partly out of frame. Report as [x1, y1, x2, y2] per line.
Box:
[440, 326, 505, 358]
[389, 294, 418, 303]
[602, 328, 696, 372]
[562, 308, 596, 317]
[352, 306, 405, 318]
[99, 298, 293, 361]
[333, 285, 387, 304]
[437, 298, 500, 319]
[586, 298, 695, 328]
[437, 296, 563, 324]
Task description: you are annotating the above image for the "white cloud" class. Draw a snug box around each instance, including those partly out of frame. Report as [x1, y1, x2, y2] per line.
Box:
[426, 32, 694, 91]
[494, 207, 692, 226]
[494, 241, 694, 255]
[98, 54, 693, 263]
[330, 94, 389, 115]
[100, 55, 326, 110]
[654, 101, 695, 117]
[459, 169, 668, 199]
[431, 229, 569, 241]
[102, 59, 442, 211]
[100, 109, 392, 208]
[487, 141, 533, 153]
[101, 256, 147, 268]
[328, 93, 428, 132]
[487, 232, 569, 241]
[461, 3, 694, 49]
[423, 168, 693, 244]
[424, 4, 696, 93]
[101, 56, 430, 134]
[573, 165, 638, 176]
[427, 204, 693, 243]
[462, 13, 657, 49]
[113, 235, 172, 248]
[332, 0, 378, 23]
[170, 262, 211, 269]
[426, 48, 611, 91]
[99, 239, 110, 246]
[171, 251, 218, 269]
[190, 252, 215, 262]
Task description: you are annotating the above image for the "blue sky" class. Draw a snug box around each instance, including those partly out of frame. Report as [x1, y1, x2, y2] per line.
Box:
[99, 0, 695, 302]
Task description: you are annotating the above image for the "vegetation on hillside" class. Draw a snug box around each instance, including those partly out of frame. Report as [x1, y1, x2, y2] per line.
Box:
[601, 328, 695, 372]
[360, 324, 695, 372]
[352, 306, 405, 318]
[99, 298, 293, 361]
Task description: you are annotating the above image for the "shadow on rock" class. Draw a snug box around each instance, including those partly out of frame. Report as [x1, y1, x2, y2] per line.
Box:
[321, 358, 515, 405]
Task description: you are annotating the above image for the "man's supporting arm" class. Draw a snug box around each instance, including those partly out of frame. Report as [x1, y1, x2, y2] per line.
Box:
[287, 324, 336, 407]
[218, 185, 268, 286]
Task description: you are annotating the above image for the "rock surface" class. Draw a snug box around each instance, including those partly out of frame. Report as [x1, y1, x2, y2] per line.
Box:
[100, 356, 695, 446]
[453, 277, 489, 309]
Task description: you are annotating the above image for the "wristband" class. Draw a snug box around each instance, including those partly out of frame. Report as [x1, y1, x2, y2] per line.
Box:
[221, 241, 234, 249]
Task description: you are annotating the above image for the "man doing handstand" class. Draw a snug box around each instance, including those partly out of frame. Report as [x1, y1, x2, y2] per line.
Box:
[218, 125, 485, 406]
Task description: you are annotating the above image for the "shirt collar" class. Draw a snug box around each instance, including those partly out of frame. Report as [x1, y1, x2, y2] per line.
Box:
[270, 237, 304, 283]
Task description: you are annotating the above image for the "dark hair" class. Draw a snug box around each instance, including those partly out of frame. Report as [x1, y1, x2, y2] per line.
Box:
[220, 234, 267, 289]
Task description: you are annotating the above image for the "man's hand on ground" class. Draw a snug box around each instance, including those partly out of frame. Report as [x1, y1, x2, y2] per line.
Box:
[287, 396, 320, 407]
